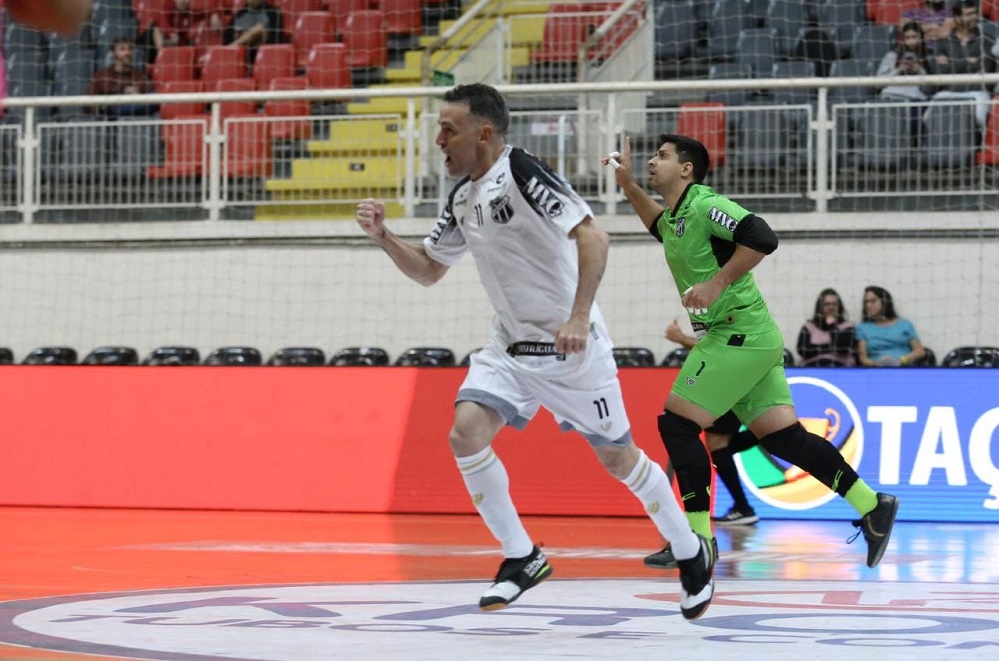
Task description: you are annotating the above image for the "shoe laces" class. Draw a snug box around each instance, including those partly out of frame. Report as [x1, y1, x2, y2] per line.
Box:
[846, 519, 863, 544]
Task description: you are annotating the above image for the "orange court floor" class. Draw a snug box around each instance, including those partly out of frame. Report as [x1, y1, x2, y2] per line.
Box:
[0, 507, 996, 661]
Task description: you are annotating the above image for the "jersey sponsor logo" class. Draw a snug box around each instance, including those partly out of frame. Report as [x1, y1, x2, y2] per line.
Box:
[490, 195, 514, 224]
[429, 210, 452, 243]
[524, 176, 564, 218]
[675, 217, 686, 237]
[709, 207, 737, 231]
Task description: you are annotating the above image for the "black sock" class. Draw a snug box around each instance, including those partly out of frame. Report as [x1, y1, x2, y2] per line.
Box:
[712, 446, 752, 512]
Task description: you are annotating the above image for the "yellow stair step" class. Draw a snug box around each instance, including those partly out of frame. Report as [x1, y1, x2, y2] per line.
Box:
[265, 156, 401, 192]
[255, 201, 404, 221]
[306, 117, 403, 154]
[486, 0, 552, 16]
[347, 95, 422, 115]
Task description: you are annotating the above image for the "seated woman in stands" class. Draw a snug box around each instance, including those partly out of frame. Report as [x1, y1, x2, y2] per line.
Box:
[856, 286, 926, 367]
[797, 288, 856, 367]
[877, 21, 932, 102]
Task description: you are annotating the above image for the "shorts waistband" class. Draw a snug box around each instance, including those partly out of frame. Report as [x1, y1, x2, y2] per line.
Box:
[507, 342, 566, 360]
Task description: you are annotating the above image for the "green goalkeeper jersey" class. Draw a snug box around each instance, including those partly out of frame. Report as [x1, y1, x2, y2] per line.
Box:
[650, 183, 778, 336]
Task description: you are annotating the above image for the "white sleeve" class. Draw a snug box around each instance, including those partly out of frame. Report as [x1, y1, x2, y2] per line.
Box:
[511, 148, 594, 234]
[422, 205, 468, 266]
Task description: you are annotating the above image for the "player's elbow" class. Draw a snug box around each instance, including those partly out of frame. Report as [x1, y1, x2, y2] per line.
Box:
[416, 260, 449, 287]
[572, 218, 610, 253]
[734, 214, 778, 255]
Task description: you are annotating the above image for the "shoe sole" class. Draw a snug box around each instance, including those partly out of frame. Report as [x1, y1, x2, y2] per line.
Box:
[479, 566, 553, 612]
[715, 516, 759, 526]
[867, 497, 899, 568]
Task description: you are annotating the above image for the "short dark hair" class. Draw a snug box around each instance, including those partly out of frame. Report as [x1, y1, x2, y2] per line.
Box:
[863, 285, 898, 321]
[953, 0, 979, 15]
[110, 37, 134, 50]
[442, 83, 510, 136]
[656, 133, 710, 183]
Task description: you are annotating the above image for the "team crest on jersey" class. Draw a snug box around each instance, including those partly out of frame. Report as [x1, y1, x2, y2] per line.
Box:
[675, 217, 686, 237]
[490, 195, 514, 224]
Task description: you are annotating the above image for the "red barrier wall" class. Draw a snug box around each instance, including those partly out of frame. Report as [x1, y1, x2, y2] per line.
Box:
[0, 367, 679, 515]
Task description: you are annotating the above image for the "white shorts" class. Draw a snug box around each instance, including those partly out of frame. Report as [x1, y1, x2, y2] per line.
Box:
[456, 341, 633, 447]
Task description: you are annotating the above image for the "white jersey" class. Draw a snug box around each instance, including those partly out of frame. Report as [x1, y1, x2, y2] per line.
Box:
[423, 145, 610, 374]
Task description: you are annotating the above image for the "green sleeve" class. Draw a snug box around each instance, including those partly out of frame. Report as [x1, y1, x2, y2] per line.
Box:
[694, 192, 752, 241]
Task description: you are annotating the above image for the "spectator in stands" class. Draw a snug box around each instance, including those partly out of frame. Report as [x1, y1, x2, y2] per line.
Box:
[927, 0, 996, 128]
[877, 21, 932, 102]
[151, 0, 225, 53]
[224, 0, 285, 63]
[86, 38, 156, 117]
[856, 285, 926, 367]
[797, 288, 856, 366]
[900, 0, 954, 53]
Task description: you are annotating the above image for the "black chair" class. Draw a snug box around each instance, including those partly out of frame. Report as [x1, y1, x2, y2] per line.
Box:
[941, 346, 999, 367]
[661, 348, 690, 367]
[22, 347, 78, 365]
[917, 347, 937, 367]
[0, 348, 14, 365]
[613, 347, 656, 367]
[395, 347, 456, 366]
[267, 347, 326, 366]
[204, 346, 263, 366]
[783, 348, 795, 367]
[82, 346, 139, 365]
[460, 348, 483, 366]
[142, 346, 200, 366]
[330, 347, 390, 366]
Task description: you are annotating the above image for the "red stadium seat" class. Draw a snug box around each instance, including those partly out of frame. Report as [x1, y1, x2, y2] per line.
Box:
[375, 0, 423, 36]
[306, 42, 351, 90]
[976, 97, 999, 165]
[148, 116, 207, 179]
[342, 10, 389, 69]
[276, 0, 324, 25]
[201, 45, 249, 90]
[676, 102, 726, 169]
[873, 0, 921, 26]
[292, 11, 336, 69]
[152, 46, 197, 89]
[530, 3, 606, 64]
[253, 43, 296, 90]
[265, 76, 312, 140]
[216, 77, 258, 118]
[192, 14, 226, 61]
[984, 0, 999, 20]
[133, 0, 165, 34]
[224, 114, 273, 178]
[159, 80, 206, 119]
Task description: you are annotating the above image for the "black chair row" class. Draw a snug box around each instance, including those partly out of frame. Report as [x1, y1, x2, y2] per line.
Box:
[0, 345, 466, 367]
[614, 347, 796, 368]
[5, 345, 995, 368]
[616, 346, 999, 368]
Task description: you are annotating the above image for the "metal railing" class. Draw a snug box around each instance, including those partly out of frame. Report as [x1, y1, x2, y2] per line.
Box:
[2, 73, 999, 222]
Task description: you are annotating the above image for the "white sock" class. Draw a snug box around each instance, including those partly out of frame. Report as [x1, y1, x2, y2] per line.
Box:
[456, 446, 533, 559]
[622, 450, 700, 561]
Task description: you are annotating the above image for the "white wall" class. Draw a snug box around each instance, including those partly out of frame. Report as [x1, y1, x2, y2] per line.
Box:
[0, 213, 995, 363]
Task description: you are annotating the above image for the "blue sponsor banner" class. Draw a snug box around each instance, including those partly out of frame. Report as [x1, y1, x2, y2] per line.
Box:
[714, 368, 999, 523]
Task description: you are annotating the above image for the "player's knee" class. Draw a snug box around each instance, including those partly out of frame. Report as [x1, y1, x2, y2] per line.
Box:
[657, 411, 707, 469]
[758, 422, 822, 466]
[448, 425, 489, 457]
[593, 442, 637, 480]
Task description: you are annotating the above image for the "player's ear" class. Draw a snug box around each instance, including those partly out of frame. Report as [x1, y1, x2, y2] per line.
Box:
[479, 122, 495, 143]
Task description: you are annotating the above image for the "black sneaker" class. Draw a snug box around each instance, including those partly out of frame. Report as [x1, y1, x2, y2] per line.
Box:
[676, 535, 715, 620]
[644, 537, 719, 570]
[848, 492, 899, 568]
[479, 545, 553, 611]
[712, 506, 759, 526]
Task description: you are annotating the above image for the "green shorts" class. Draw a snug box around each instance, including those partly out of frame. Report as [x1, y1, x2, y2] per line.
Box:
[671, 325, 792, 426]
